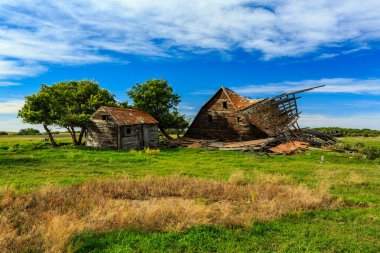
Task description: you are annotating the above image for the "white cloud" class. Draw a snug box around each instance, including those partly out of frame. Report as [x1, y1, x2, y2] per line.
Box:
[300, 113, 380, 130]
[0, 59, 46, 79]
[0, 117, 40, 132]
[0, 0, 380, 81]
[179, 103, 195, 110]
[0, 98, 24, 114]
[0, 81, 20, 86]
[233, 78, 380, 95]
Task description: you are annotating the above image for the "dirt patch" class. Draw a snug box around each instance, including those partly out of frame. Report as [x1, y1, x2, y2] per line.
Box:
[0, 175, 336, 252]
[269, 141, 310, 154]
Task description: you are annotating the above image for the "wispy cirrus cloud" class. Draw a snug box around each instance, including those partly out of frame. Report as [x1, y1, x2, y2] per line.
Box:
[0, 81, 20, 87]
[0, 98, 24, 114]
[0, 59, 46, 80]
[233, 78, 380, 95]
[0, 0, 380, 82]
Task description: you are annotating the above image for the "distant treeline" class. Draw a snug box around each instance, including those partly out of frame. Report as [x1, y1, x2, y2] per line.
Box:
[306, 127, 380, 137]
[0, 128, 62, 136]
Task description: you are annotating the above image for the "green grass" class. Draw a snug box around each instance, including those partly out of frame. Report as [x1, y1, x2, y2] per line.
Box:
[1, 135, 380, 252]
[340, 136, 380, 148]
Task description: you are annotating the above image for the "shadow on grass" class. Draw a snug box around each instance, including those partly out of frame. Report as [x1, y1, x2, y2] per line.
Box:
[0, 157, 41, 167]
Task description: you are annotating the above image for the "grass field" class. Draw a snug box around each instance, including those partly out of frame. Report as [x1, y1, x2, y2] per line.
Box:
[0, 135, 379, 252]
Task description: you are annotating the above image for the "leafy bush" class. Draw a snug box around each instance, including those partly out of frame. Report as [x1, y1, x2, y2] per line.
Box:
[0, 131, 8, 135]
[334, 142, 353, 151]
[17, 128, 40, 135]
[362, 146, 380, 160]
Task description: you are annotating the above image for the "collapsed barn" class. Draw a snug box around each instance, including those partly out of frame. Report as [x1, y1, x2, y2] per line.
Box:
[86, 106, 159, 150]
[184, 85, 335, 149]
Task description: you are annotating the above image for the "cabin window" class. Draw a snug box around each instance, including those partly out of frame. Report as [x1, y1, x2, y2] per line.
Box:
[222, 101, 228, 109]
[126, 127, 131, 135]
[101, 115, 108, 120]
[208, 114, 213, 122]
[237, 117, 240, 123]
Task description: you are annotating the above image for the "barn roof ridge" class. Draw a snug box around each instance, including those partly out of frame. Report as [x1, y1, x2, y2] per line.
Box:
[99, 106, 159, 125]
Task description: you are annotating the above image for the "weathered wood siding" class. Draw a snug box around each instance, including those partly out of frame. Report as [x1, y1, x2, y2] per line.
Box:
[185, 89, 267, 140]
[120, 124, 159, 149]
[120, 125, 143, 150]
[143, 124, 159, 148]
[86, 107, 118, 149]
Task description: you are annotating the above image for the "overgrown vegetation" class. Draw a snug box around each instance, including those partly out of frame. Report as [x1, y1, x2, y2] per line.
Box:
[0, 131, 8, 135]
[334, 141, 380, 160]
[0, 135, 379, 252]
[309, 127, 380, 137]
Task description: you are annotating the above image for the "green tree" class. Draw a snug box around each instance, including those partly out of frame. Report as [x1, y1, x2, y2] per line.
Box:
[168, 110, 189, 137]
[117, 101, 133, 109]
[50, 80, 116, 145]
[19, 81, 116, 146]
[127, 79, 181, 139]
[18, 85, 60, 146]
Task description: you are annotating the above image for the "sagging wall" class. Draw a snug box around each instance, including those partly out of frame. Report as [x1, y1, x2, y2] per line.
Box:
[120, 124, 159, 150]
[86, 108, 118, 149]
[185, 89, 267, 140]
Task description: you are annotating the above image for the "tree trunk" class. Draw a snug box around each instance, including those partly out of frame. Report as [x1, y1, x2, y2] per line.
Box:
[159, 125, 173, 139]
[43, 124, 58, 147]
[78, 127, 86, 145]
[66, 127, 79, 145]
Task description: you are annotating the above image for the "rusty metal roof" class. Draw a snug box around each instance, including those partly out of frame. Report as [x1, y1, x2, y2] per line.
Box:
[101, 106, 158, 125]
[223, 87, 262, 111]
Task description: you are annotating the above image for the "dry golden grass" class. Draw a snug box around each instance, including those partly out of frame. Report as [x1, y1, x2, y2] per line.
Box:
[228, 170, 246, 184]
[144, 147, 160, 155]
[345, 172, 366, 185]
[0, 175, 337, 253]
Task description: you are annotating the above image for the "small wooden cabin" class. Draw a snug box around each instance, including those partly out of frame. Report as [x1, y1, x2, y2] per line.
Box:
[86, 106, 159, 150]
[185, 87, 268, 140]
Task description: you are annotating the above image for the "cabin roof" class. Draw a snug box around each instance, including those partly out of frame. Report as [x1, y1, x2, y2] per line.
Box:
[222, 87, 262, 111]
[100, 106, 159, 125]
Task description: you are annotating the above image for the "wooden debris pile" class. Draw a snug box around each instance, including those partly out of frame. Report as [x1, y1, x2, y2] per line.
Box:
[160, 130, 336, 154]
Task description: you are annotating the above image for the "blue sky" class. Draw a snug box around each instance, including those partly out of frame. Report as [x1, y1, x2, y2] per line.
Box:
[1, 0, 380, 131]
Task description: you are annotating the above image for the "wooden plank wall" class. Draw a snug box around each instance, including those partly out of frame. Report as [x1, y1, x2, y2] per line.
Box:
[86, 108, 118, 149]
[143, 125, 159, 148]
[120, 124, 159, 150]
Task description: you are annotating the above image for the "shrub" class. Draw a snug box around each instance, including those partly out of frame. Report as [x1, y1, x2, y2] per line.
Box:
[17, 128, 40, 135]
[0, 131, 8, 135]
[353, 142, 365, 150]
[362, 146, 380, 160]
[334, 142, 353, 152]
